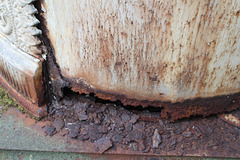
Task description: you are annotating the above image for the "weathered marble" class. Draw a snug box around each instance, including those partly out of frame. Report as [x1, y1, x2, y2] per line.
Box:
[43, 0, 240, 103]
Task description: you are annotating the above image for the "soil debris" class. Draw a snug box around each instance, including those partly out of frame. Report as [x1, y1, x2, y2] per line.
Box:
[94, 137, 113, 154]
[43, 92, 240, 157]
[68, 123, 80, 138]
[152, 129, 161, 149]
[53, 118, 64, 132]
[44, 125, 56, 136]
[218, 113, 240, 128]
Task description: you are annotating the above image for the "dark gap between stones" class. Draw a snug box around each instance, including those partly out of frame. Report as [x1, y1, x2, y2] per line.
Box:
[61, 87, 162, 114]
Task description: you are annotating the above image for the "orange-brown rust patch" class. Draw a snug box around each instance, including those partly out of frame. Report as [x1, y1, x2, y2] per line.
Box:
[66, 77, 240, 122]
[100, 39, 112, 67]
[0, 74, 47, 119]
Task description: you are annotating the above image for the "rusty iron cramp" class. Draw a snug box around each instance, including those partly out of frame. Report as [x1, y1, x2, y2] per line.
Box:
[42, 0, 240, 120]
[0, 0, 239, 120]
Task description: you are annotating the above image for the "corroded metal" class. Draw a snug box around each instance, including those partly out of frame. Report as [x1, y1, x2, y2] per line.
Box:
[70, 80, 240, 121]
[43, 0, 240, 118]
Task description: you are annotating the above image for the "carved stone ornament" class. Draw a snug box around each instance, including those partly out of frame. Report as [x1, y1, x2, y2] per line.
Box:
[0, 0, 42, 56]
[0, 0, 46, 118]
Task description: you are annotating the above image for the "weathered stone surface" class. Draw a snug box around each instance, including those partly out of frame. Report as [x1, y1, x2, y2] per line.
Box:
[43, 0, 240, 104]
[0, 0, 42, 56]
[0, 0, 46, 118]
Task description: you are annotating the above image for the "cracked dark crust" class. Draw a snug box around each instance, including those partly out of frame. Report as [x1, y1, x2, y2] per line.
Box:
[33, 0, 68, 106]
[66, 77, 240, 122]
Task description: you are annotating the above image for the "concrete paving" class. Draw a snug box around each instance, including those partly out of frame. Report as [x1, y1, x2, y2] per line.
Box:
[0, 107, 200, 160]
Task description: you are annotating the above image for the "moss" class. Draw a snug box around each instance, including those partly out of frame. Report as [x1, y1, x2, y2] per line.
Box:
[0, 87, 18, 113]
[17, 105, 40, 121]
[17, 106, 25, 113]
[30, 115, 40, 121]
[0, 86, 40, 121]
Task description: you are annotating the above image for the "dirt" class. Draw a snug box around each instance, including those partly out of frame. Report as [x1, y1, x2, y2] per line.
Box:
[43, 91, 240, 157]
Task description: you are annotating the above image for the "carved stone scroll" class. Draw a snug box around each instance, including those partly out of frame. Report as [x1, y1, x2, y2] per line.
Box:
[0, 0, 42, 56]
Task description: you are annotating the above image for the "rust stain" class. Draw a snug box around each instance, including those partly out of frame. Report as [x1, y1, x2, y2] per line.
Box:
[43, 0, 240, 119]
[68, 77, 240, 122]
[0, 74, 47, 118]
[100, 39, 112, 67]
[44, 0, 240, 103]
